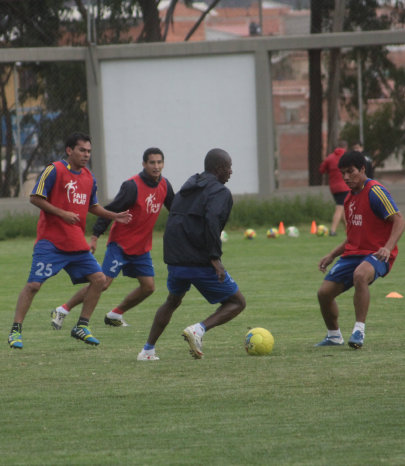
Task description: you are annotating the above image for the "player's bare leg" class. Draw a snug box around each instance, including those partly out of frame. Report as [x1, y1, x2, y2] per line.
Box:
[116, 276, 155, 312]
[317, 280, 345, 330]
[79, 272, 106, 320]
[13, 282, 42, 323]
[182, 291, 246, 359]
[146, 293, 184, 345]
[315, 280, 346, 346]
[65, 275, 114, 311]
[105, 276, 155, 327]
[352, 261, 374, 323]
[202, 291, 246, 331]
[348, 261, 375, 349]
[331, 205, 345, 234]
[70, 272, 106, 346]
[9, 282, 42, 348]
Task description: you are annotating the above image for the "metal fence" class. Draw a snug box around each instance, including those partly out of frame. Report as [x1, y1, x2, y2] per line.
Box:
[1, 22, 405, 200]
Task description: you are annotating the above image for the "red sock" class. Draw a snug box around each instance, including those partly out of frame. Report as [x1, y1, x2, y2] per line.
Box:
[112, 307, 124, 315]
[62, 304, 70, 312]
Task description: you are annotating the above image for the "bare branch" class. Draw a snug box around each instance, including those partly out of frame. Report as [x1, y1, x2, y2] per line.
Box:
[74, 0, 88, 24]
[162, 0, 178, 41]
[184, 0, 221, 42]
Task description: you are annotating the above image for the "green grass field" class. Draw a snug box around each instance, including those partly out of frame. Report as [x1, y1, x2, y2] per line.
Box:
[1, 228, 405, 465]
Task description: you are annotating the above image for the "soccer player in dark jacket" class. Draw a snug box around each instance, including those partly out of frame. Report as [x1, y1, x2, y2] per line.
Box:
[51, 147, 174, 329]
[137, 148, 246, 360]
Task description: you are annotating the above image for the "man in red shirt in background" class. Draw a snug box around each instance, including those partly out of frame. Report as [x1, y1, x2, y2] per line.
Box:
[320, 140, 349, 236]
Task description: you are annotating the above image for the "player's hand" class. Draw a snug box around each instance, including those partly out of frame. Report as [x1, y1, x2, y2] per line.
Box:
[89, 235, 98, 254]
[115, 210, 132, 224]
[62, 211, 80, 225]
[211, 258, 226, 282]
[373, 247, 390, 263]
[319, 254, 333, 273]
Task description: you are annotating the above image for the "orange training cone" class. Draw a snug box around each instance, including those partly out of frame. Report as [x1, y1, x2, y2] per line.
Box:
[386, 291, 403, 298]
[310, 220, 317, 234]
[278, 221, 285, 235]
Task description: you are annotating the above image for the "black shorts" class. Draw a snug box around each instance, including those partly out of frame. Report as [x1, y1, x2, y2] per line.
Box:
[333, 191, 349, 206]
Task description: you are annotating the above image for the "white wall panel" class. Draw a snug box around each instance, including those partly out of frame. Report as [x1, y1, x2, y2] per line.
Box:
[100, 54, 258, 197]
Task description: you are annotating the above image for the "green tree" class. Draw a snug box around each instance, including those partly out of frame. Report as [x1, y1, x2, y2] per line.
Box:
[309, 0, 404, 184]
[339, 1, 405, 167]
[0, 1, 223, 197]
[0, 0, 65, 196]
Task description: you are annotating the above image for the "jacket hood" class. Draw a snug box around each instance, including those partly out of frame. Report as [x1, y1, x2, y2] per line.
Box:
[179, 172, 216, 197]
[333, 148, 346, 157]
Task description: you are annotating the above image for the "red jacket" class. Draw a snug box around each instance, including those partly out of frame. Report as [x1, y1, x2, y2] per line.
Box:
[319, 148, 349, 194]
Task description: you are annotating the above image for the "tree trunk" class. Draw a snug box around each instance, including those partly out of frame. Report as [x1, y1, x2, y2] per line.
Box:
[327, 0, 346, 154]
[137, 0, 163, 42]
[0, 68, 13, 197]
[308, 0, 323, 186]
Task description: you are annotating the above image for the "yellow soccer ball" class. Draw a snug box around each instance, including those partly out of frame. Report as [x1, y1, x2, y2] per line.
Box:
[245, 327, 274, 356]
[316, 225, 329, 236]
[244, 229, 256, 240]
[266, 228, 279, 238]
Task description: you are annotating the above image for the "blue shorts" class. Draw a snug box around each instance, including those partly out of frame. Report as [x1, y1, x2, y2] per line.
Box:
[28, 240, 102, 285]
[167, 265, 239, 304]
[102, 242, 154, 278]
[325, 254, 389, 290]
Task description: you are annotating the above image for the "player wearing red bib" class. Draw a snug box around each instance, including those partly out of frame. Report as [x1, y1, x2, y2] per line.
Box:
[316, 151, 405, 349]
[51, 147, 174, 329]
[319, 140, 350, 236]
[8, 132, 132, 349]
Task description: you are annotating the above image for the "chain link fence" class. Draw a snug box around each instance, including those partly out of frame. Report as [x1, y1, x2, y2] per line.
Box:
[0, 1, 143, 198]
[0, 61, 88, 197]
[1, 2, 405, 199]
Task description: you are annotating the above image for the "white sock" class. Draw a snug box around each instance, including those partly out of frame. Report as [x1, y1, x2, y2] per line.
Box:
[107, 311, 122, 319]
[194, 323, 205, 337]
[56, 306, 69, 315]
[327, 329, 342, 338]
[353, 322, 365, 334]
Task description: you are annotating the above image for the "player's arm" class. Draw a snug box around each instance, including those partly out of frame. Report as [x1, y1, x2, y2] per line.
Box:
[210, 258, 226, 283]
[374, 212, 405, 262]
[91, 180, 137, 238]
[30, 195, 81, 225]
[369, 185, 405, 261]
[88, 204, 132, 224]
[205, 188, 233, 281]
[319, 240, 347, 273]
[30, 164, 80, 224]
[164, 179, 175, 211]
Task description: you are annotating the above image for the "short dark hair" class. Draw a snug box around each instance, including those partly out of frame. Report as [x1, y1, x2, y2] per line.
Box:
[65, 132, 91, 150]
[204, 148, 230, 172]
[338, 151, 366, 171]
[143, 147, 164, 163]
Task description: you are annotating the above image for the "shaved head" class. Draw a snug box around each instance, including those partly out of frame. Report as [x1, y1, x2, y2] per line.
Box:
[204, 148, 231, 173]
[204, 148, 232, 184]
